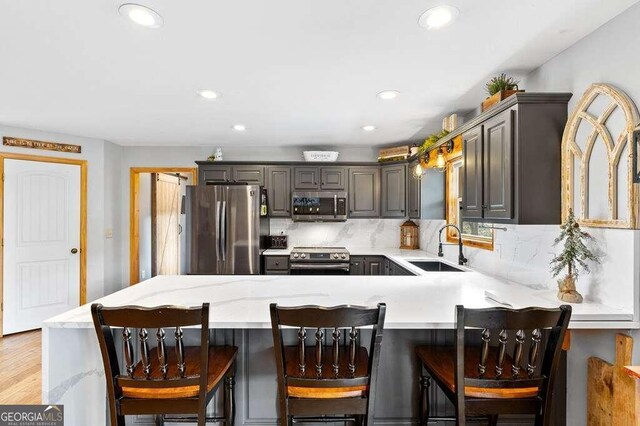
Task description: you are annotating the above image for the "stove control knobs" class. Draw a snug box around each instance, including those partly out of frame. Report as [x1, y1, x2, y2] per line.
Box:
[293, 253, 299, 259]
[334, 253, 339, 259]
[341, 254, 346, 259]
[301, 253, 306, 259]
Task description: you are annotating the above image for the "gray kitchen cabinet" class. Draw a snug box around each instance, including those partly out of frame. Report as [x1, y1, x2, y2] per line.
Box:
[459, 93, 569, 224]
[366, 256, 385, 275]
[387, 259, 414, 276]
[200, 164, 264, 185]
[233, 165, 265, 186]
[483, 110, 513, 220]
[350, 256, 365, 275]
[320, 167, 346, 190]
[462, 127, 483, 219]
[266, 167, 292, 217]
[348, 167, 380, 218]
[264, 256, 289, 275]
[381, 164, 407, 218]
[200, 165, 232, 184]
[407, 161, 421, 218]
[293, 167, 320, 189]
[350, 256, 385, 275]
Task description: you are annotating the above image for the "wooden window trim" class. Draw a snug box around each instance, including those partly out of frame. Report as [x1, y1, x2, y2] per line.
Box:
[444, 153, 494, 251]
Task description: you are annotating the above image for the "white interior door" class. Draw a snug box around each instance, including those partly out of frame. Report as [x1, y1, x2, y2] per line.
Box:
[3, 159, 81, 334]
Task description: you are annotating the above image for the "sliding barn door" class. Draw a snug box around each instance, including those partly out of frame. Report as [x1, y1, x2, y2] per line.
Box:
[151, 173, 182, 276]
[3, 159, 81, 334]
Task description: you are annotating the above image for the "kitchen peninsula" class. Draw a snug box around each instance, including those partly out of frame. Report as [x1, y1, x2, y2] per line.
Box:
[42, 251, 634, 425]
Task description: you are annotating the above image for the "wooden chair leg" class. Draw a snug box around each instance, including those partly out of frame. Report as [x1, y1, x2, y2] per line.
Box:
[419, 375, 431, 425]
[488, 414, 498, 425]
[225, 370, 236, 425]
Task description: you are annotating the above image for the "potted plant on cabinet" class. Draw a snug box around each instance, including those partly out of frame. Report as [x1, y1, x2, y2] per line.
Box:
[482, 73, 522, 112]
[550, 209, 599, 303]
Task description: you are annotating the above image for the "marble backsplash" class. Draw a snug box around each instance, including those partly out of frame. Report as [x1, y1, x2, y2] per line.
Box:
[419, 219, 638, 312]
[268, 218, 637, 311]
[269, 218, 406, 248]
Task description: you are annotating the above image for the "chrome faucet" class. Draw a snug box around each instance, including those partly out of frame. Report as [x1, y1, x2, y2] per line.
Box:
[438, 224, 468, 266]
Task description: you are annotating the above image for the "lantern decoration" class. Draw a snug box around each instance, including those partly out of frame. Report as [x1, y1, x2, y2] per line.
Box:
[400, 219, 420, 250]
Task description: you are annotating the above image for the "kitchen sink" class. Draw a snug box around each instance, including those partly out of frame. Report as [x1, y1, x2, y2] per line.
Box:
[408, 260, 466, 272]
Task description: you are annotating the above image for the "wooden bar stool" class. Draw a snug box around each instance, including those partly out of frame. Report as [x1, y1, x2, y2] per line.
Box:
[91, 303, 237, 426]
[416, 305, 571, 425]
[270, 303, 386, 425]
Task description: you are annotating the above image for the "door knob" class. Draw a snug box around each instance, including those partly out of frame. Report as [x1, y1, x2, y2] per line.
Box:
[71, 248, 78, 254]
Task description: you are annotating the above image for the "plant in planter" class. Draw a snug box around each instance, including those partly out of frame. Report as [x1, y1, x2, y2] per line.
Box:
[417, 129, 450, 154]
[550, 209, 599, 303]
[482, 73, 522, 111]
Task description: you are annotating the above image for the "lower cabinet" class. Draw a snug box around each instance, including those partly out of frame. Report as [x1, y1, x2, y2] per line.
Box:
[351, 256, 385, 275]
[264, 256, 289, 275]
[387, 259, 413, 276]
[349, 256, 414, 275]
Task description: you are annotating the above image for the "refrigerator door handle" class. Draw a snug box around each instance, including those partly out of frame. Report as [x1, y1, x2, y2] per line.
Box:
[221, 200, 227, 261]
[334, 194, 337, 218]
[215, 200, 221, 261]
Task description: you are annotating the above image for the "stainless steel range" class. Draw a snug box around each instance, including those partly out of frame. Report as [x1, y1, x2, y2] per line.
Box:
[289, 247, 351, 275]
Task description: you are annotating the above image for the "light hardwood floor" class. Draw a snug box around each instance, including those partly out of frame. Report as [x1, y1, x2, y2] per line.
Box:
[0, 330, 41, 404]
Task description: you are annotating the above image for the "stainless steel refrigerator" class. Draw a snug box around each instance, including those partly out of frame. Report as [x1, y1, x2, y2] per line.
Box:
[185, 184, 269, 274]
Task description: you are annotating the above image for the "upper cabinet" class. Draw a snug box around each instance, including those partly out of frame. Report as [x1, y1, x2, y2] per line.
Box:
[293, 167, 320, 189]
[320, 167, 346, 190]
[200, 165, 232, 184]
[348, 167, 380, 218]
[266, 167, 292, 217]
[199, 164, 264, 185]
[407, 161, 421, 219]
[293, 166, 346, 190]
[381, 164, 407, 218]
[460, 93, 571, 224]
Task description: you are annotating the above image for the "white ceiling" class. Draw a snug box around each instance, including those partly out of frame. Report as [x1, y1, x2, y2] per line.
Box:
[0, 0, 637, 147]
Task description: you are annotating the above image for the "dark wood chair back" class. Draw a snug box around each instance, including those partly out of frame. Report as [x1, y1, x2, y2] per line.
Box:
[91, 303, 210, 421]
[454, 304, 571, 422]
[270, 303, 386, 424]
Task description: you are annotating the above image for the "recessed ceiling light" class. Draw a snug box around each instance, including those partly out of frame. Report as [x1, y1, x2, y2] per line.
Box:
[118, 3, 163, 28]
[232, 124, 246, 132]
[377, 90, 399, 100]
[362, 125, 377, 132]
[198, 90, 220, 99]
[418, 5, 459, 30]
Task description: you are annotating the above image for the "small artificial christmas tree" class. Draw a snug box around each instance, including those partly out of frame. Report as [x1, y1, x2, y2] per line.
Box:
[550, 209, 599, 303]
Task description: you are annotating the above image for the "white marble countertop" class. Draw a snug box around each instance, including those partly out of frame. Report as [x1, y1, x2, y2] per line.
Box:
[45, 251, 636, 330]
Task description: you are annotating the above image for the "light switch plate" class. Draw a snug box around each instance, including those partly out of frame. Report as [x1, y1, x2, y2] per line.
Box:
[105, 228, 113, 239]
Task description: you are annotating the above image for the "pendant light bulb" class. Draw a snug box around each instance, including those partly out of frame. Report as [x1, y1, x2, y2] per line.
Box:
[436, 149, 446, 169]
[414, 162, 424, 177]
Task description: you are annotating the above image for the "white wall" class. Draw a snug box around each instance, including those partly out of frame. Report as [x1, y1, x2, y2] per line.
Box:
[0, 125, 124, 302]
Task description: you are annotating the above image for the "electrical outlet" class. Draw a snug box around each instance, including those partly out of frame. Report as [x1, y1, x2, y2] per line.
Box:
[105, 228, 113, 239]
[141, 270, 147, 279]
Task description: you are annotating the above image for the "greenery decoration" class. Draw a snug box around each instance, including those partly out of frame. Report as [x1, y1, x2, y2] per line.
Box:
[417, 129, 450, 154]
[485, 73, 520, 96]
[550, 209, 599, 278]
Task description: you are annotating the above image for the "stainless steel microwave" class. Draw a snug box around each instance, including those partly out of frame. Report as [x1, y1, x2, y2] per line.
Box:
[291, 191, 348, 222]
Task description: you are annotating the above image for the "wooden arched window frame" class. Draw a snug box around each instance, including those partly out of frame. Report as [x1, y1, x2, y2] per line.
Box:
[562, 83, 640, 229]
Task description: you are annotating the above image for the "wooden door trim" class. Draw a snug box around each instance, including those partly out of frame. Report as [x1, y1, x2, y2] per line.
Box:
[0, 152, 88, 337]
[129, 167, 197, 285]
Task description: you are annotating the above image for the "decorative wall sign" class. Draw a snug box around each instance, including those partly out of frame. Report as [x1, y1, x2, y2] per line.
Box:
[3, 136, 81, 154]
[561, 83, 640, 229]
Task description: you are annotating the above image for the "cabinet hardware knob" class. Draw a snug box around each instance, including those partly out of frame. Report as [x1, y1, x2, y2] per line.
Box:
[71, 248, 79, 254]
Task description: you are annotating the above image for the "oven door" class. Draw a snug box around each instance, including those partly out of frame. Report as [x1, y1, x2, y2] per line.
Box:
[289, 263, 350, 275]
